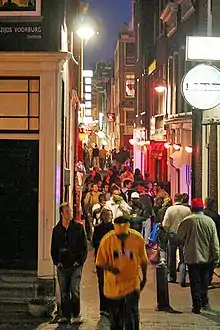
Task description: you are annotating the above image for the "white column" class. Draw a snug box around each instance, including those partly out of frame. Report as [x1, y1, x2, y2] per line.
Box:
[38, 60, 64, 279]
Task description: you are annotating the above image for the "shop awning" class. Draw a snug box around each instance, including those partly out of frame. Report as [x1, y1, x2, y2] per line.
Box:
[150, 141, 166, 160]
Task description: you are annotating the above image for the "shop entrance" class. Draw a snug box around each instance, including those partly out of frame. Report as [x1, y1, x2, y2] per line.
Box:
[0, 139, 38, 270]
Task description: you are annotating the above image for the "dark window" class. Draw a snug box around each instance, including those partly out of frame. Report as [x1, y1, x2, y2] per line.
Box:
[125, 43, 135, 65]
[126, 111, 134, 126]
[0, 77, 40, 132]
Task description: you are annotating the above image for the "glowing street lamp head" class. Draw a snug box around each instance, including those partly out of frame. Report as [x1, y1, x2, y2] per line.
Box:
[153, 79, 167, 93]
[154, 85, 166, 93]
[76, 26, 95, 40]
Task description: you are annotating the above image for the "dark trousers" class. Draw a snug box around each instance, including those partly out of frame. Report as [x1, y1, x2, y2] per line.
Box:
[108, 291, 140, 330]
[188, 263, 210, 311]
[168, 234, 186, 284]
[57, 266, 82, 319]
[96, 267, 109, 313]
[85, 214, 93, 241]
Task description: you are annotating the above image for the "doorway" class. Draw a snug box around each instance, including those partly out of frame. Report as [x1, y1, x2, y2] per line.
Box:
[0, 139, 39, 270]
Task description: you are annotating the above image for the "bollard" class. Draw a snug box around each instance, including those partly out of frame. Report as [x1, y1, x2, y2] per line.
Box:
[156, 264, 172, 311]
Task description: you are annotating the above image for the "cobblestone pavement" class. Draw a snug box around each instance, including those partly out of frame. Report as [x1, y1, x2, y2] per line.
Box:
[0, 249, 220, 330]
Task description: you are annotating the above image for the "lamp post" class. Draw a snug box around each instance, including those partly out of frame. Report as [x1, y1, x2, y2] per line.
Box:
[76, 15, 96, 100]
[72, 14, 96, 219]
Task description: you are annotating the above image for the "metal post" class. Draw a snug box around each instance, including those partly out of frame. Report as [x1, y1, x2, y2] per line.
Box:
[207, 0, 212, 37]
[80, 38, 84, 100]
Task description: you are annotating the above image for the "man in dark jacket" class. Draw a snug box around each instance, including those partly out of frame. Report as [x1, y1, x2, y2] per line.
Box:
[51, 203, 87, 324]
[92, 208, 114, 316]
[204, 197, 220, 285]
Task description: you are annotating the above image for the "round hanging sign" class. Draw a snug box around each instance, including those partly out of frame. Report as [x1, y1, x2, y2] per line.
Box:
[181, 64, 220, 110]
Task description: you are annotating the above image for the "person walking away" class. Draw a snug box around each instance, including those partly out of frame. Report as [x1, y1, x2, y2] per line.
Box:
[105, 186, 132, 221]
[93, 166, 102, 182]
[84, 183, 101, 241]
[129, 192, 146, 234]
[83, 144, 90, 172]
[121, 179, 132, 203]
[155, 182, 169, 201]
[156, 196, 172, 263]
[204, 197, 220, 285]
[162, 193, 191, 285]
[181, 193, 191, 209]
[112, 148, 117, 166]
[51, 203, 87, 324]
[96, 216, 148, 329]
[138, 186, 153, 243]
[120, 167, 134, 186]
[92, 144, 100, 168]
[92, 194, 107, 226]
[134, 168, 143, 183]
[99, 146, 107, 171]
[177, 198, 219, 314]
[92, 209, 114, 316]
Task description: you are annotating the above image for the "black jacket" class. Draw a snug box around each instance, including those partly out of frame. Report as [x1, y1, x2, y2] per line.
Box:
[92, 222, 114, 257]
[51, 220, 87, 268]
[204, 209, 220, 242]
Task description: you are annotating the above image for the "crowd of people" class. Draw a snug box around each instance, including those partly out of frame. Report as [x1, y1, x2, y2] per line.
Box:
[83, 144, 132, 172]
[51, 164, 220, 329]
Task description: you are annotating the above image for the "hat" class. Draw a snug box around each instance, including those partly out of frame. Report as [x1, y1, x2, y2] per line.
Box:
[131, 192, 140, 199]
[114, 216, 130, 224]
[191, 198, 204, 211]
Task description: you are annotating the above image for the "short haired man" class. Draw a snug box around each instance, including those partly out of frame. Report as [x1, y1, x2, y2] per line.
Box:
[177, 198, 219, 314]
[162, 193, 191, 285]
[105, 187, 131, 221]
[51, 203, 87, 324]
[96, 216, 147, 329]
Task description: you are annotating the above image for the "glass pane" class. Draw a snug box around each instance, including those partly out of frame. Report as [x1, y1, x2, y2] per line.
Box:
[0, 118, 28, 130]
[84, 77, 91, 85]
[85, 85, 91, 93]
[30, 94, 39, 117]
[29, 118, 39, 130]
[0, 79, 28, 92]
[30, 79, 39, 92]
[0, 93, 28, 116]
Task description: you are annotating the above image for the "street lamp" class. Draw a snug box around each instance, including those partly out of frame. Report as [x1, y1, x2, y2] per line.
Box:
[153, 79, 167, 93]
[75, 14, 96, 100]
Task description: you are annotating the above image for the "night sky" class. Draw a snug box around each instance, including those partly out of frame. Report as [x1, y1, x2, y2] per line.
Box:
[84, 0, 131, 69]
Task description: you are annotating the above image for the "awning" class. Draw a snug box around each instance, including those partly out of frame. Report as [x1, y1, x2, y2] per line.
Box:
[150, 141, 166, 160]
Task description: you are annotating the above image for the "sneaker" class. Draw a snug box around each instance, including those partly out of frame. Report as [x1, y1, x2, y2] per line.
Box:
[72, 315, 83, 324]
[58, 317, 71, 324]
[192, 307, 201, 314]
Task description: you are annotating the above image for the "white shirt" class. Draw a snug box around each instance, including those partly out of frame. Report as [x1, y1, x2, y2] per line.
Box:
[105, 197, 132, 221]
[162, 203, 191, 234]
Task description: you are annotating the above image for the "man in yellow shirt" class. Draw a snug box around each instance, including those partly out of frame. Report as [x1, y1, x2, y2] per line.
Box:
[96, 216, 148, 329]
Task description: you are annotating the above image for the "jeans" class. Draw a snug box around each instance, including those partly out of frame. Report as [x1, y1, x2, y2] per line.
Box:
[108, 291, 140, 330]
[96, 267, 109, 313]
[57, 266, 82, 319]
[93, 157, 100, 168]
[85, 215, 93, 241]
[168, 234, 186, 285]
[188, 263, 210, 311]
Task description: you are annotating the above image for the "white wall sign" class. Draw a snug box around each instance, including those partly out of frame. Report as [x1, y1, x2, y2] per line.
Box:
[181, 64, 220, 110]
[186, 36, 220, 61]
